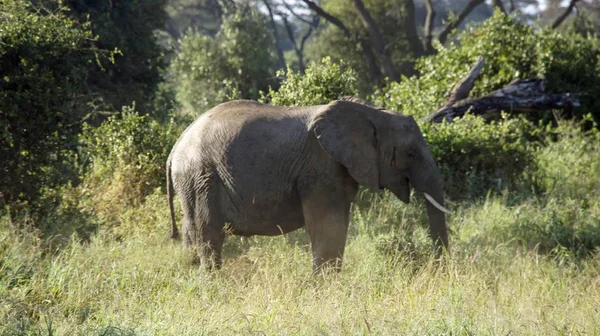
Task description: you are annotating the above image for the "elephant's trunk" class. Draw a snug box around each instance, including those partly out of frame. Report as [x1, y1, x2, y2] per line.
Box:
[423, 186, 449, 252]
[410, 150, 449, 253]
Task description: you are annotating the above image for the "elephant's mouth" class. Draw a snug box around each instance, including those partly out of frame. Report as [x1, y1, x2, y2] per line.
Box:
[387, 177, 410, 204]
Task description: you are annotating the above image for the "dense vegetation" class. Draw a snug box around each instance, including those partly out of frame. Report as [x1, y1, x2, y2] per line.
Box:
[1, 0, 600, 334]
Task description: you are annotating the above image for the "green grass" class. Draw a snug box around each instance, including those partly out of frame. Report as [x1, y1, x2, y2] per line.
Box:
[2, 122, 600, 335]
[2, 194, 600, 335]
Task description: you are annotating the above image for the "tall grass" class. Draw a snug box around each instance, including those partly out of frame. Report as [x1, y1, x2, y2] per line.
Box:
[2, 121, 600, 335]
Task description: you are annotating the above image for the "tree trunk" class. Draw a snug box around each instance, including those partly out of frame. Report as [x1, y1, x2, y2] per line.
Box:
[404, 0, 426, 58]
[424, 58, 580, 123]
[352, 0, 398, 81]
[263, 0, 287, 71]
[423, 0, 436, 54]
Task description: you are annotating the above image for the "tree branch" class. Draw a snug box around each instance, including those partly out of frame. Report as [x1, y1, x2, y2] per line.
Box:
[352, 0, 398, 81]
[445, 56, 485, 105]
[300, 0, 351, 38]
[423, 0, 436, 53]
[551, 0, 580, 29]
[282, 1, 313, 25]
[299, 15, 319, 55]
[437, 0, 485, 45]
[280, 14, 304, 73]
[277, 5, 318, 74]
[425, 59, 580, 123]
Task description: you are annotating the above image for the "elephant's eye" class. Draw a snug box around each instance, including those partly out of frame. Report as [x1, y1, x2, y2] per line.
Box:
[408, 151, 415, 160]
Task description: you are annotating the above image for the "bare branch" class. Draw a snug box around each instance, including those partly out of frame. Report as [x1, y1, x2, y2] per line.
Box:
[551, 0, 580, 29]
[263, 0, 287, 70]
[352, 0, 398, 81]
[282, 1, 313, 25]
[446, 56, 485, 104]
[300, 0, 352, 38]
[280, 14, 306, 73]
[300, 16, 319, 53]
[438, 0, 485, 45]
[425, 58, 580, 123]
[424, 0, 436, 53]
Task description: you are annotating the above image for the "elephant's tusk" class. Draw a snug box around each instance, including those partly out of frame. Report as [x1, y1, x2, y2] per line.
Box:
[424, 193, 453, 215]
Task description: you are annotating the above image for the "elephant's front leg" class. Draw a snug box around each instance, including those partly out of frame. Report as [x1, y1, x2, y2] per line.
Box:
[302, 196, 352, 273]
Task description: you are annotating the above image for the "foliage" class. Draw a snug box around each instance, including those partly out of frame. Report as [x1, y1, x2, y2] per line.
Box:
[261, 57, 359, 106]
[78, 106, 179, 229]
[421, 114, 538, 199]
[165, 0, 222, 38]
[507, 121, 600, 258]
[172, 8, 276, 114]
[373, 10, 600, 120]
[0, 0, 97, 213]
[59, 0, 168, 114]
[81, 106, 178, 201]
[306, 0, 421, 90]
[532, 116, 600, 201]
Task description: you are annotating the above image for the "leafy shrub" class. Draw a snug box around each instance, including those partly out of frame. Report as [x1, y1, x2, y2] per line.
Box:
[172, 8, 276, 114]
[421, 115, 538, 199]
[79, 106, 179, 225]
[536, 32, 600, 117]
[373, 10, 600, 120]
[57, 0, 167, 114]
[532, 116, 600, 201]
[506, 199, 600, 258]
[369, 11, 600, 198]
[459, 118, 600, 259]
[261, 57, 359, 106]
[0, 0, 98, 214]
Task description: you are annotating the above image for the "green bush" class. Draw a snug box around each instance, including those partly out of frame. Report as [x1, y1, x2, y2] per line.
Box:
[261, 57, 359, 106]
[421, 115, 538, 199]
[81, 106, 178, 202]
[368, 11, 600, 199]
[0, 0, 98, 214]
[373, 10, 600, 120]
[505, 199, 600, 258]
[172, 8, 276, 114]
[78, 106, 179, 228]
[532, 116, 600, 201]
[57, 0, 168, 114]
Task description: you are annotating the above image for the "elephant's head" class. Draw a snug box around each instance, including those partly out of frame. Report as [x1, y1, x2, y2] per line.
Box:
[311, 100, 450, 251]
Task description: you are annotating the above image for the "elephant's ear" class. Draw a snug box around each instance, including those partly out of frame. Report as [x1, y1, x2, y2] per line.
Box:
[310, 100, 380, 191]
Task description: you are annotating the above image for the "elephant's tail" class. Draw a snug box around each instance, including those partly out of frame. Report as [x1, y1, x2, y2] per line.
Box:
[167, 155, 180, 240]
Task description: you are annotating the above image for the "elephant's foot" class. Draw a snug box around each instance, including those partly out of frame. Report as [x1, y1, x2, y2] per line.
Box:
[169, 228, 181, 240]
[312, 256, 343, 274]
[197, 228, 225, 271]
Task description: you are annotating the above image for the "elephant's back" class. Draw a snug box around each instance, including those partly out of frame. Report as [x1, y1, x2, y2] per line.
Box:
[170, 100, 318, 181]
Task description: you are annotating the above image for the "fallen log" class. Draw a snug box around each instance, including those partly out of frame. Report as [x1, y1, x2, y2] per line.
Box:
[424, 57, 581, 123]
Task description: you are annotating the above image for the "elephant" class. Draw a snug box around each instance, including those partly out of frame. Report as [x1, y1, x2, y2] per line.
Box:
[166, 97, 451, 271]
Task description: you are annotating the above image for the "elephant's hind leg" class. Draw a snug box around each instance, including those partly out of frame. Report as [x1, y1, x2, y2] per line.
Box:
[194, 194, 226, 270]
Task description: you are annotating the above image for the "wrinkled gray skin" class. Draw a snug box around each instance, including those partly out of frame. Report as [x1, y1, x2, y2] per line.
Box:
[167, 99, 448, 271]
